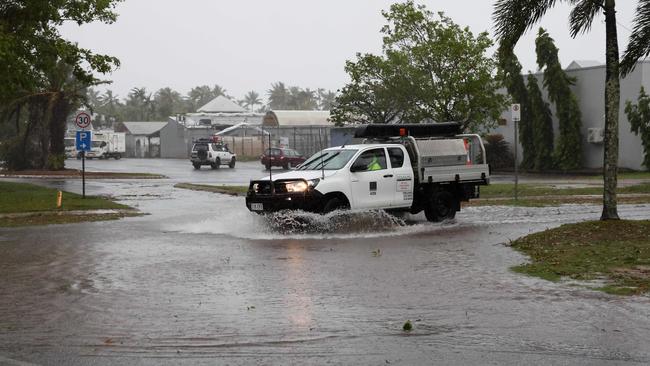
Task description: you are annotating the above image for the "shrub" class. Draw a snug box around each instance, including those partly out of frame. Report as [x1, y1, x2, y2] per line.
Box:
[484, 134, 514, 171]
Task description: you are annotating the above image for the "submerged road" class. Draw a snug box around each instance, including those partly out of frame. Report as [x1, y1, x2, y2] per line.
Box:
[1, 159, 650, 365]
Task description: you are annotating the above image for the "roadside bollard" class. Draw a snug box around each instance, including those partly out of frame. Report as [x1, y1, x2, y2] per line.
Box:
[57, 191, 62, 208]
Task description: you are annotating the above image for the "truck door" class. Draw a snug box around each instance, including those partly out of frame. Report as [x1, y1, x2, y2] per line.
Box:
[387, 147, 414, 207]
[349, 148, 394, 209]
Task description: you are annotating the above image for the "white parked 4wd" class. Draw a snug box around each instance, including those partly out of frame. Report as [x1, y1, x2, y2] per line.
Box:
[245, 123, 490, 222]
[190, 139, 236, 170]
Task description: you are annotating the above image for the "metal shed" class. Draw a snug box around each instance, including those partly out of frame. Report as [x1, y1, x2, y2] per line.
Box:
[262, 110, 333, 157]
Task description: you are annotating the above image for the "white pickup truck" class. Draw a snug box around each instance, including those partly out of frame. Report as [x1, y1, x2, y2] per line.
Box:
[245, 123, 490, 222]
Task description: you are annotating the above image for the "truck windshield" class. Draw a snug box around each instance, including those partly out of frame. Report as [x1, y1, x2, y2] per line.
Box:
[92, 141, 103, 148]
[297, 149, 357, 170]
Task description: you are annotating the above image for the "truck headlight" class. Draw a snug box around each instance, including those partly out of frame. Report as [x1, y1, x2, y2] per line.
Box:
[285, 180, 309, 193]
[284, 179, 319, 193]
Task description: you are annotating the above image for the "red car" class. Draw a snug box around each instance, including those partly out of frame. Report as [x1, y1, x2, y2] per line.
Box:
[260, 148, 306, 170]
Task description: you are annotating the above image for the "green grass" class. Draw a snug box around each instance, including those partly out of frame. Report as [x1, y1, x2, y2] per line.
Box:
[0, 181, 129, 214]
[481, 183, 650, 199]
[586, 171, 650, 180]
[0, 212, 140, 227]
[174, 183, 248, 196]
[510, 220, 650, 295]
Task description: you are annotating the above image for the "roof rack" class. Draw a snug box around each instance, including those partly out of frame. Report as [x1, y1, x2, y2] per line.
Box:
[354, 122, 461, 138]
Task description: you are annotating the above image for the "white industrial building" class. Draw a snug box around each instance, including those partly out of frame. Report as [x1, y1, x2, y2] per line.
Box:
[493, 60, 650, 171]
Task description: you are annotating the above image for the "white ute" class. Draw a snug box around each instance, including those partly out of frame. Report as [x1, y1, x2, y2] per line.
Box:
[190, 138, 236, 170]
[245, 123, 490, 222]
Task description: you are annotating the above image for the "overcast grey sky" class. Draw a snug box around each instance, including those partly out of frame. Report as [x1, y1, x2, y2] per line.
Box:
[59, 0, 639, 101]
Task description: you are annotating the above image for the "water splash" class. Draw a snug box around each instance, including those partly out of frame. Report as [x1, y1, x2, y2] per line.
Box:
[263, 209, 408, 235]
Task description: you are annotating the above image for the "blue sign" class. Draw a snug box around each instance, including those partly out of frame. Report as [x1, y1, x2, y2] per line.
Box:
[76, 130, 92, 151]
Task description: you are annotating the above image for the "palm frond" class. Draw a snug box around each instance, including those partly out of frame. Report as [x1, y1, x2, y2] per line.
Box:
[569, 0, 603, 37]
[493, 0, 560, 44]
[621, 0, 650, 76]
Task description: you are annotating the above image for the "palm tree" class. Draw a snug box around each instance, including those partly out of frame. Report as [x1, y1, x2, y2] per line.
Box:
[127, 87, 150, 121]
[317, 89, 337, 110]
[493, 0, 650, 221]
[100, 90, 121, 125]
[212, 84, 228, 98]
[188, 85, 214, 111]
[267, 82, 289, 110]
[155, 87, 183, 119]
[243, 90, 262, 112]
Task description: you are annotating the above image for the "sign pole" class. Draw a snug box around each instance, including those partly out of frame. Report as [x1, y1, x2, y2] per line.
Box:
[74, 111, 92, 199]
[82, 150, 86, 199]
[514, 120, 518, 202]
[511, 104, 521, 202]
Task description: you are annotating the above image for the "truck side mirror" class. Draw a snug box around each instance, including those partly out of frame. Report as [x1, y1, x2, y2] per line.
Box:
[350, 162, 366, 173]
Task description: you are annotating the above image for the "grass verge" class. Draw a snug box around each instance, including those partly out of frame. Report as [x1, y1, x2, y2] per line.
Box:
[510, 220, 650, 295]
[0, 169, 166, 179]
[0, 181, 129, 214]
[0, 212, 140, 228]
[469, 183, 650, 207]
[174, 183, 248, 196]
[481, 183, 650, 198]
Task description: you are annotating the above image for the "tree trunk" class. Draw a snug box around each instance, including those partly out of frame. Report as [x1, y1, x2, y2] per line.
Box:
[48, 92, 70, 170]
[601, 0, 620, 220]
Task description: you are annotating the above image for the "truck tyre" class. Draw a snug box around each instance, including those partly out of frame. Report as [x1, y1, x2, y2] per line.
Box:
[229, 157, 236, 168]
[211, 158, 221, 169]
[282, 162, 289, 170]
[193, 163, 201, 170]
[425, 191, 456, 222]
[323, 197, 349, 214]
[114, 153, 121, 160]
[266, 163, 271, 170]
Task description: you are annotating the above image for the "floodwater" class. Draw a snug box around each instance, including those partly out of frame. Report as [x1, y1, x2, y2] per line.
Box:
[1, 159, 650, 365]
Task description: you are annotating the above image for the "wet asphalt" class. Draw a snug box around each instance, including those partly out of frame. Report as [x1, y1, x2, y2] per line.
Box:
[1, 159, 650, 365]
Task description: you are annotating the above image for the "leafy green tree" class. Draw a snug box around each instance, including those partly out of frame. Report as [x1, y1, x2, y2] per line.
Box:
[527, 74, 555, 171]
[243, 91, 262, 112]
[624, 87, 650, 171]
[535, 28, 582, 170]
[497, 43, 535, 169]
[0, 0, 121, 170]
[331, 53, 409, 125]
[333, 1, 506, 131]
[493, 0, 650, 220]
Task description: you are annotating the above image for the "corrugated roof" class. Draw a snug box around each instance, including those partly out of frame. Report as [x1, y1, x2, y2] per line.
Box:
[121, 122, 168, 135]
[197, 96, 246, 113]
[215, 123, 269, 136]
[264, 110, 332, 126]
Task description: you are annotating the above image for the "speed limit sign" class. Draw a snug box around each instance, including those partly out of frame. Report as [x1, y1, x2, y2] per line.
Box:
[75, 112, 92, 129]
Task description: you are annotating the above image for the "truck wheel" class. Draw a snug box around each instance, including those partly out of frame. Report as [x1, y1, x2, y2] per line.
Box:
[323, 197, 349, 214]
[114, 153, 121, 160]
[425, 191, 456, 222]
[211, 158, 221, 169]
[229, 157, 236, 168]
[265, 163, 271, 170]
[282, 162, 289, 170]
[193, 163, 201, 170]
